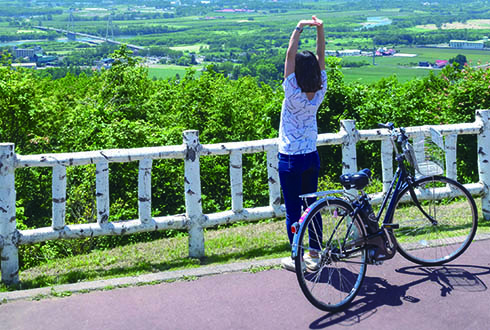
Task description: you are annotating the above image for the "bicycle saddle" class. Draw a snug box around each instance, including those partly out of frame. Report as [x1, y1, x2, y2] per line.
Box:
[339, 168, 371, 190]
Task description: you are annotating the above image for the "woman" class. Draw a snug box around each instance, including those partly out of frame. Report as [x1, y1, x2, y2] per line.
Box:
[279, 16, 327, 272]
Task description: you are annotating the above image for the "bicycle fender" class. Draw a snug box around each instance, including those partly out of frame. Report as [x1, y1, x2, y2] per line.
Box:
[291, 198, 325, 258]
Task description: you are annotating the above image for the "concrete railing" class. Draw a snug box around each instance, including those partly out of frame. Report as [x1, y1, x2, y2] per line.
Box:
[1, 109, 490, 284]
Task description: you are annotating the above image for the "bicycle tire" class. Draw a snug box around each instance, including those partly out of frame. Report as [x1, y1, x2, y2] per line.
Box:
[295, 197, 368, 312]
[391, 175, 478, 266]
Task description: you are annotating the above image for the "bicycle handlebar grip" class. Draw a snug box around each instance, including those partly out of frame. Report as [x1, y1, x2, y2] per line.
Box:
[378, 122, 395, 130]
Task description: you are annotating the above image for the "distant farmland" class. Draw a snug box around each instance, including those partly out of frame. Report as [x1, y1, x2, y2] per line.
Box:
[341, 47, 490, 84]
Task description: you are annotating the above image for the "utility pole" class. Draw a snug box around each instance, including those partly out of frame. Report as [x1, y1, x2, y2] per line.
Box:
[372, 37, 376, 65]
[67, 8, 76, 40]
[106, 12, 114, 41]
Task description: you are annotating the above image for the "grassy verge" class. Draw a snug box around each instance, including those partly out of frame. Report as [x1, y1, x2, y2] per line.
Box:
[2, 218, 289, 292]
[3, 196, 489, 292]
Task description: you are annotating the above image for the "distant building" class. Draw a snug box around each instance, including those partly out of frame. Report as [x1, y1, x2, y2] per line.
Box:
[419, 61, 430, 67]
[435, 60, 449, 68]
[326, 49, 378, 57]
[11, 63, 36, 69]
[338, 49, 361, 56]
[11, 46, 43, 60]
[34, 54, 58, 66]
[215, 8, 254, 13]
[376, 47, 396, 56]
[382, 48, 396, 56]
[95, 58, 115, 70]
[449, 40, 484, 49]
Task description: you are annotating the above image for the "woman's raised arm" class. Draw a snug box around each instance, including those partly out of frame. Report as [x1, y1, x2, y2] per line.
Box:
[284, 17, 322, 78]
[313, 16, 325, 71]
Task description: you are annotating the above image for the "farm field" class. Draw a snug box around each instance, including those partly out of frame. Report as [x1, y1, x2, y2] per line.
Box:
[147, 64, 203, 80]
[1, 0, 490, 84]
[342, 47, 490, 84]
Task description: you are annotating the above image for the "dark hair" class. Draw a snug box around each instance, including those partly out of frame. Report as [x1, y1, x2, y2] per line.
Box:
[295, 51, 322, 93]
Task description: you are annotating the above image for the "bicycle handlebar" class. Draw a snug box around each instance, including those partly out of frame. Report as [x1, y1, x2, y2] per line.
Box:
[377, 123, 413, 164]
[378, 123, 409, 144]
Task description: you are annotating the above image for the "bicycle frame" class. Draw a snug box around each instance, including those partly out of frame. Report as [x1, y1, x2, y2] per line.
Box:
[291, 128, 431, 260]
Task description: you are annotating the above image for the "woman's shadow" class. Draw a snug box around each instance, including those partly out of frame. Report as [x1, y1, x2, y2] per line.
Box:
[309, 264, 490, 329]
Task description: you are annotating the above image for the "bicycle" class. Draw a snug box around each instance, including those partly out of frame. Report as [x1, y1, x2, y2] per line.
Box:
[290, 123, 478, 312]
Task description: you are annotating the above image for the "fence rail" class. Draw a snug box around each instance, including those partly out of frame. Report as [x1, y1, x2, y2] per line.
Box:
[1, 109, 490, 284]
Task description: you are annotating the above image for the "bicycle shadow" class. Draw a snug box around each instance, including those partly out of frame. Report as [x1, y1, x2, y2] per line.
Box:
[309, 264, 490, 329]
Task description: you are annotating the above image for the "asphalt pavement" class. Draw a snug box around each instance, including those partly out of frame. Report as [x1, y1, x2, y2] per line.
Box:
[1, 238, 490, 330]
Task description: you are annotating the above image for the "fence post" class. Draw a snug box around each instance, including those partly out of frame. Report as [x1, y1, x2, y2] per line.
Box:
[476, 109, 490, 221]
[230, 150, 243, 212]
[138, 158, 152, 223]
[445, 134, 457, 181]
[266, 145, 281, 214]
[52, 164, 67, 230]
[0, 143, 19, 284]
[183, 130, 205, 258]
[96, 160, 110, 224]
[381, 139, 393, 193]
[340, 119, 358, 174]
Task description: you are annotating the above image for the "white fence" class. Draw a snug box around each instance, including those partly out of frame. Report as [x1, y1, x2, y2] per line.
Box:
[1, 109, 490, 284]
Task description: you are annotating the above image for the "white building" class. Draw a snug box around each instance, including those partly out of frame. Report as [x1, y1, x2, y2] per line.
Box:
[449, 40, 484, 49]
[338, 49, 361, 57]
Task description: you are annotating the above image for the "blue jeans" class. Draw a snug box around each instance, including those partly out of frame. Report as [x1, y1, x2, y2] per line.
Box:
[278, 151, 322, 250]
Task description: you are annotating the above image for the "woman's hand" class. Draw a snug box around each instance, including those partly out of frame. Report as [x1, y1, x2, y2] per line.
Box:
[298, 16, 323, 28]
[312, 15, 323, 27]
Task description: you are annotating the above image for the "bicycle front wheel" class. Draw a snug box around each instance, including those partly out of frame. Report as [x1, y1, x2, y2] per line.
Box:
[295, 198, 367, 312]
[392, 175, 478, 265]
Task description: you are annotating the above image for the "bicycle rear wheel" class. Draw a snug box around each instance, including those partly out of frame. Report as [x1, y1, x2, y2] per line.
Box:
[392, 175, 477, 265]
[295, 198, 367, 312]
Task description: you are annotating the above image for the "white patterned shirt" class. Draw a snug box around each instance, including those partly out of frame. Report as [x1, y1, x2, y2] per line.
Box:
[278, 70, 328, 155]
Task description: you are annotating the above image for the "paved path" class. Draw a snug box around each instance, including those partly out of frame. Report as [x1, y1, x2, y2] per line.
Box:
[1, 239, 490, 330]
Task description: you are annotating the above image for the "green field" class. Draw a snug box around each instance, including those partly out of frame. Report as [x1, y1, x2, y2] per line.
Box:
[342, 47, 490, 84]
[148, 64, 203, 79]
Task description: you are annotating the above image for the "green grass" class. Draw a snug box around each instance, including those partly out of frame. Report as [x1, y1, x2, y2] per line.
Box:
[3, 218, 289, 291]
[343, 64, 432, 84]
[393, 195, 490, 245]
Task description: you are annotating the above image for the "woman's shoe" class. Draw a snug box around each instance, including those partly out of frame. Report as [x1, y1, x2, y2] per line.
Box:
[304, 253, 320, 271]
[281, 257, 305, 272]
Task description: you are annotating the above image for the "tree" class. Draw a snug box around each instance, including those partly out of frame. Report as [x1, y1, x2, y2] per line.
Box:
[449, 54, 467, 68]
